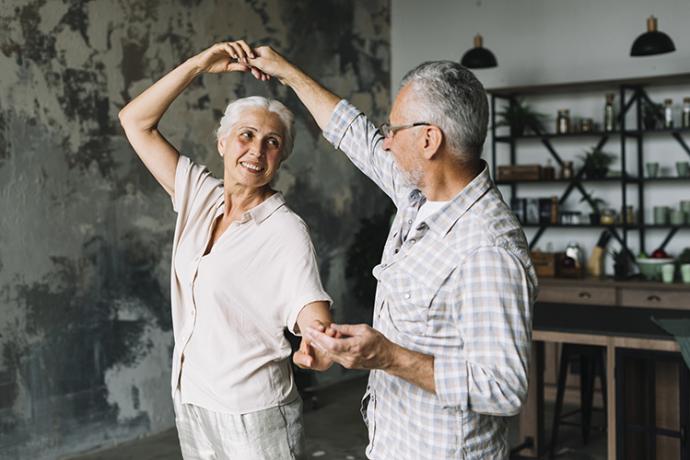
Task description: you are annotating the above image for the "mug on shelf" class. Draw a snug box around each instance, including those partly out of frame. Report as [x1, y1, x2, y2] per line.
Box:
[653, 206, 669, 225]
[646, 162, 660, 178]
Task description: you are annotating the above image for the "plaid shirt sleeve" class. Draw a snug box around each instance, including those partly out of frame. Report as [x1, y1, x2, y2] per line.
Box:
[434, 245, 533, 416]
[323, 100, 410, 206]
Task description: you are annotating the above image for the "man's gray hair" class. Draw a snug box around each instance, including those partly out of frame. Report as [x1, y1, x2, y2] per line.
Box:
[216, 96, 295, 159]
[400, 61, 488, 162]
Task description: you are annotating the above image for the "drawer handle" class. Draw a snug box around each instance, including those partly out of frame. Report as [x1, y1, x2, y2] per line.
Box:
[578, 291, 592, 299]
[646, 295, 661, 302]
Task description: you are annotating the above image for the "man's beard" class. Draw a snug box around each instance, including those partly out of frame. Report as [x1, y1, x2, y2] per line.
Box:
[400, 162, 424, 189]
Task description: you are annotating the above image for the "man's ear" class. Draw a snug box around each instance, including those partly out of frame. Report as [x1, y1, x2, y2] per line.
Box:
[217, 137, 226, 157]
[421, 125, 443, 160]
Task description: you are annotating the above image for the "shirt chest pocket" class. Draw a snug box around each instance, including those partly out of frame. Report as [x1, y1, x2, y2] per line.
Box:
[385, 262, 455, 336]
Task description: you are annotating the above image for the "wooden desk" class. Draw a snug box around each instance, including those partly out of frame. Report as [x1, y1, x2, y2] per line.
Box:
[515, 278, 690, 459]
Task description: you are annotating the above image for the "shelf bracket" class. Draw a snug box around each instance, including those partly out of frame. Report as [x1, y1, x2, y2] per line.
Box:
[671, 132, 690, 157]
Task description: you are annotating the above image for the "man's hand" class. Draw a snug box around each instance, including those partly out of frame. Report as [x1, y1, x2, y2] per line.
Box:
[249, 46, 295, 84]
[304, 323, 397, 371]
[293, 320, 334, 372]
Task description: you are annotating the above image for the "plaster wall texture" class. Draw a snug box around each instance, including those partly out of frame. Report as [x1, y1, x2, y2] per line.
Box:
[0, 1, 391, 458]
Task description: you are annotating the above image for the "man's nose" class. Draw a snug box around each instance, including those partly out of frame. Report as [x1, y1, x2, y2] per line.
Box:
[382, 135, 392, 151]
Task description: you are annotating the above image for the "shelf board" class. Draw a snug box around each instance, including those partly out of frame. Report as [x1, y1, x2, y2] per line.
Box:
[522, 223, 634, 228]
[641, 176, 690, 182]
[495, 177, 638, 184]
[495, 131, 620, 142]
[487, 72, 690, 96]
[624, 127, 690, 137]
[642, 224, 690, 229]
[494, 128, 690, 142]
[522, 223, 690, 229]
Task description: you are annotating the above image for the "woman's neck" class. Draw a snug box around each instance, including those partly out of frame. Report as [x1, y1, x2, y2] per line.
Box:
[222, 182, 274, 218]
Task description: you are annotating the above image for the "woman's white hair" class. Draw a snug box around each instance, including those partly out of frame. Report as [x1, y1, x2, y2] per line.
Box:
[216, 96, 295, 159]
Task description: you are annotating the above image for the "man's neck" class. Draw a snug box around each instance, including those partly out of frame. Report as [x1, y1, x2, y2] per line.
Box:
[420, 159, 482, 201]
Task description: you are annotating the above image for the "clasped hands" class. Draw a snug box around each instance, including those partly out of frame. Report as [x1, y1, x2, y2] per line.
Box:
[294, 321, 397, 373]
[191, 40, 291, 83]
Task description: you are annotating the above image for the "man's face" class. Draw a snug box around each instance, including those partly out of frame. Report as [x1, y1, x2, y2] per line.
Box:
[383, 84, 425, 187]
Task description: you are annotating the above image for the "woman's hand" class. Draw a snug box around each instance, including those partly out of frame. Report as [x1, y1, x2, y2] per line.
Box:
[293, 320, 335, 372]
[191, 41, 269, 80]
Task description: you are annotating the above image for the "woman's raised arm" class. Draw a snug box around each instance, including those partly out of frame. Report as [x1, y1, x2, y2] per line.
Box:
[118, 41, 265, 197]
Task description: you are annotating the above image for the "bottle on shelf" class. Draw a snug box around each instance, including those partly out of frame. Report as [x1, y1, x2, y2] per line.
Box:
[604, 93, 615, 132]
[682, 97, 690, 129]
[542, 159, 555, 180]
[556, 109, 570, 134]
[560, 161, 574, 180]
[664, 98, 674, 128]
[550, 196, 559, 224]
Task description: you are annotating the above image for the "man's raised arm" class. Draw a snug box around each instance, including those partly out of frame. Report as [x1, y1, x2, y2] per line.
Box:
[250, 47, 340, 130]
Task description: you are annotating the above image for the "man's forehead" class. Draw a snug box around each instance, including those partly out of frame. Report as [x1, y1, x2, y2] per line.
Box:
[390, 83, 414, 121]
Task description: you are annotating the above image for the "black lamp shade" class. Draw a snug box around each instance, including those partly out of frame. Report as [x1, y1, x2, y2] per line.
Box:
[461, 34, 498, 69]
[630, 31, 676, 56]
[461, 47, 498, 69]
[630, 16, 676, 57]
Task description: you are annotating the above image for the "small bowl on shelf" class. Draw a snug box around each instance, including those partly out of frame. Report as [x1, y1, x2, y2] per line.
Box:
[636, 258, 674, 281]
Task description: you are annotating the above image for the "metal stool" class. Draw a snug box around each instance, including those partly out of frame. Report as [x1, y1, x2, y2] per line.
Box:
[549, 344, 607, 458]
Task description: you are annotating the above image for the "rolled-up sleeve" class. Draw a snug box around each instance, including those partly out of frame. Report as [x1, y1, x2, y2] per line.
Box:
[323, 100, 409, 205]
[435, 246, 533, 416]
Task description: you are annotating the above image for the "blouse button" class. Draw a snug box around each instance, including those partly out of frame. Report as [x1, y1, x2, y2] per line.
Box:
[404, 292, 411, 299]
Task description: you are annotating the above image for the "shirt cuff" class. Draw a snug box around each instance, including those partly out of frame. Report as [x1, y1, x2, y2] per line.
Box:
[434, 354, 469, 410]
[322, 100, 362, 149]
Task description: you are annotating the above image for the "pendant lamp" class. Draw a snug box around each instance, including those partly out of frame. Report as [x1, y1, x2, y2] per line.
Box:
[630, 16, 676, 56]
[461, 34, 497, 69]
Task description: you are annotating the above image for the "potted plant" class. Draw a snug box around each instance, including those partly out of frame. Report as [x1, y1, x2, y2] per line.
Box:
[580, 191, 606, 224]
[642, 100, 663, 130]
[578, 147, 615, 179]
[496, 99, 549, 136]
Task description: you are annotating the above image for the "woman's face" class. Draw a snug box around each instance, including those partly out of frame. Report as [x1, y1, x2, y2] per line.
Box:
[218, 107, 286, 190]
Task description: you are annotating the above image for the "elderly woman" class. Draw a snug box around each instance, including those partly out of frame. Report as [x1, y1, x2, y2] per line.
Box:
[118, 40, 333, 460]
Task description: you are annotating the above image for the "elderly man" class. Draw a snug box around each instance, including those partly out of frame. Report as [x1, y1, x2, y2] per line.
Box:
[251, 48, 537, 459]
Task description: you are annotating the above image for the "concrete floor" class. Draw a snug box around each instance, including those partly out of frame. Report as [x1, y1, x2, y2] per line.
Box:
[67, 375, 606, 460]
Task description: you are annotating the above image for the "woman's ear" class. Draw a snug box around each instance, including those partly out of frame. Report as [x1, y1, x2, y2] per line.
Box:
[217, 137, 225, 157]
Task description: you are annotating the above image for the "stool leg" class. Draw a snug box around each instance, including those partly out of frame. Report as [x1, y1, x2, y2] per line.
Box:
[550, 345, 571, 459]
[597, 350, 607, 431]
[580, 353, 595, 444]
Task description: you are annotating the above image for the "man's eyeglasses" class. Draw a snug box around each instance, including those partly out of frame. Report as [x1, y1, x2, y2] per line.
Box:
[379, 122, 431, 138]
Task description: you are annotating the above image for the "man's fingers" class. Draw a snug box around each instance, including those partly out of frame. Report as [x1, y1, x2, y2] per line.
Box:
[330, 323, 367, 337]
[305, 327, 355, 354]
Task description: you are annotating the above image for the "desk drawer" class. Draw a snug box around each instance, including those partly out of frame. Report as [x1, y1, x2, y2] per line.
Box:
[538, 285, 616, 305]
[620, 289, 690, 310]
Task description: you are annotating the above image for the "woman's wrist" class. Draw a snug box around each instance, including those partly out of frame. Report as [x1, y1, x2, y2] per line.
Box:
[183, 55, 206, 78]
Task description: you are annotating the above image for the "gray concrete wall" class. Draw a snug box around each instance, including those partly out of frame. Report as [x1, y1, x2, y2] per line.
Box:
[0, 1, 390, 458]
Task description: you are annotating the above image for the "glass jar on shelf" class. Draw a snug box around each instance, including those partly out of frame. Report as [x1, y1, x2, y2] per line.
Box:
[604, 93, 615, 132]
[664, 98, 674, 128]
[600, 209, 616, 225]
[556, 109, 570, 134]
[560, 161, 574, 179]
[683, 97, 690, 129]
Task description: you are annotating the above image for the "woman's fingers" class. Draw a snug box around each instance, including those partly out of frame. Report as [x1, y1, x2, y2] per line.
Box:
[235, 40, 255, 60]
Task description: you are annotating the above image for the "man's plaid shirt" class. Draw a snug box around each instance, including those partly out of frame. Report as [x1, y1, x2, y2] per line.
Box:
[323, 100, 538, 459]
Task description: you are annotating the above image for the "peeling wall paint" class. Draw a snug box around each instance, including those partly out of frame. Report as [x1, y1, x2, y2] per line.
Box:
[0, 0, 390, 458]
